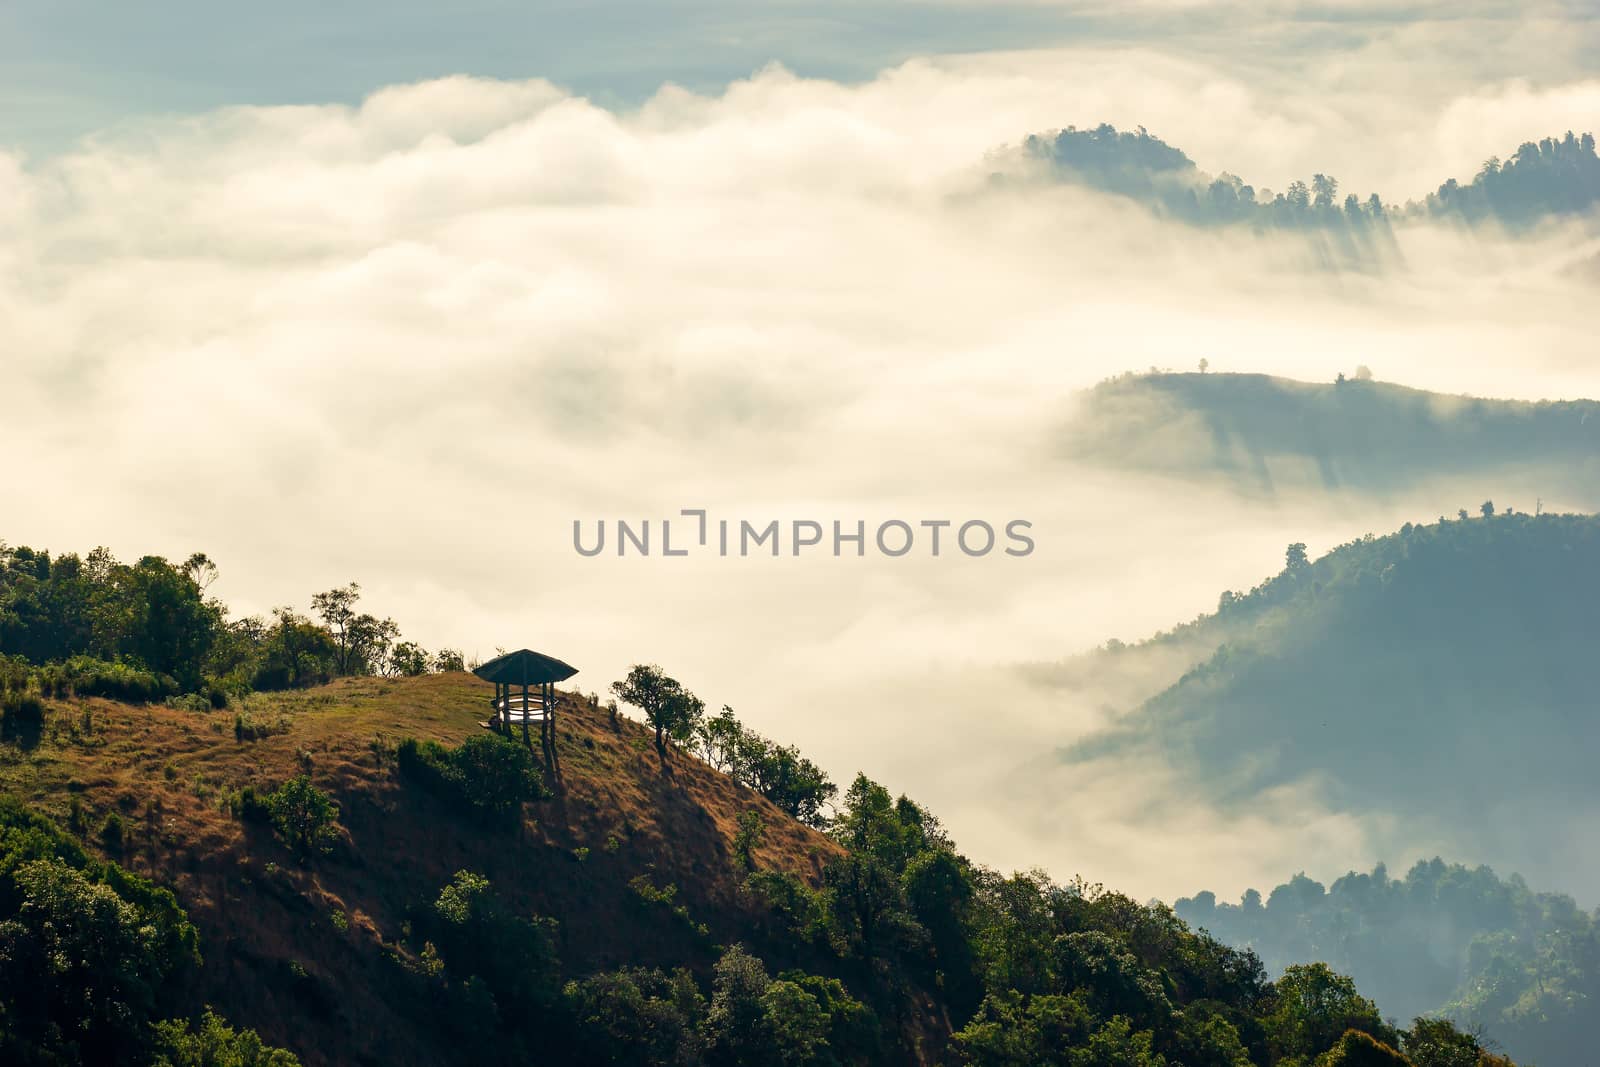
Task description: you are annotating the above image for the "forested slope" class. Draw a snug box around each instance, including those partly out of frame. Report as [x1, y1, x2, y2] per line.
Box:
[0, 537, 1520, 1066]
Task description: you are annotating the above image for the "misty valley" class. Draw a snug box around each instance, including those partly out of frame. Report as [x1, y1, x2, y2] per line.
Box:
[5, 5, 1600, 1065]
[6, 363, 1600, 1065]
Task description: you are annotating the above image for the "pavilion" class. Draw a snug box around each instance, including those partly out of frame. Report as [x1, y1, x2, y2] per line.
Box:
[472, 648, 579, 747]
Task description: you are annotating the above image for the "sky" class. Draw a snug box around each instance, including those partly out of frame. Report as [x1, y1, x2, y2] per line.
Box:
[3, 0, 1599, 903]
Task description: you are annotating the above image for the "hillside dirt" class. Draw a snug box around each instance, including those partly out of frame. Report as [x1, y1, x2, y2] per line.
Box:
[0, 673, 846, 1066]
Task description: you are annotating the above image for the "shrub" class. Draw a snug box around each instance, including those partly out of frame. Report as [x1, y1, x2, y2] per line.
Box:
[233, 711, 290, 741]
[99, 811, 125, 852]
[264, 775, 340, 858]
[60, 656, 178, 703]
[1, 689, 44, 726]
[734, 810, 765, 872]
[396, 734, 544, 823]
[229, 785, 271, 823]
[151, 1010, 302, 1066]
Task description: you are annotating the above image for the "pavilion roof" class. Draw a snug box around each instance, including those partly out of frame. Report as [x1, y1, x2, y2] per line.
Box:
[472, 648, 579, 686]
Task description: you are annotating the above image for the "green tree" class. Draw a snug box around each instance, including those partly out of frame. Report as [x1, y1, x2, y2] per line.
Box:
[703, 945, 774, 1066]
[388, 641, 431, 677]
[760, 980, 831, 1067]
[1265, 964, 1394, 1063]
[0, 859, 165, 1063]
[734, 810, 765, 872]
[1402, 1017, 1486, 1067]
[611, 664, 705, 751]
[563, 966, 704, 1066]
[151, 1011, 301, 1066]
[266, 775, 340, 858]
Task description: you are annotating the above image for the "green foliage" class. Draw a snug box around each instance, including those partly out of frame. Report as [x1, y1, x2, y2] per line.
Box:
[611, 664, 705, 752]
[1180, 858, 1600, 1065]
[563, 966, 706, 1066]
[417, 870, 561, 1058]
[99, 810, 126, 851]
[228, 785, 271, 824]
[1402, 1017, 1488, 1067]
[388, 640, 431, 677]
[0, 545, 221, 692]
[60, 656, 179, 703]
[1, 540, 453, 703]
[1, 687, 44, 725]
[310, 583, 400, 678]
[733, 810, 765, 871]
[699, 945, 839, 1067]
[263, 775, 340, 858]
[697, 705, 836, 828]
[396, 734, 545, 823]
[0, 796, 202, 1064]
[150, 1011, 302, 1066]
[1264, 964, 1395, 1064]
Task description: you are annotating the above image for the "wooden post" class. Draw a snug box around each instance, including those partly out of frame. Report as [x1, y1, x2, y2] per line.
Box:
[521, 680, 531, 746]
[545, 681, 554, 749]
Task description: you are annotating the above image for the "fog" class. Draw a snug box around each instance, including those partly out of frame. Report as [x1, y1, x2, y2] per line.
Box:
[3, 32, 1598, 902]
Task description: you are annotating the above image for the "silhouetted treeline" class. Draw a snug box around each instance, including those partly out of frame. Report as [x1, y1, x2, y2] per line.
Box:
[1021, 124, 1389, 231]
[1017, 122, 1600, 232]
[1178, 858, 1600, 1067]
[1421, 131, 1600, 226]
[1060, 371, 1600, 500]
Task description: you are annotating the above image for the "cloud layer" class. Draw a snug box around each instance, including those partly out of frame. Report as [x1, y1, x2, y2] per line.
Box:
[3, 30, 1598, 901]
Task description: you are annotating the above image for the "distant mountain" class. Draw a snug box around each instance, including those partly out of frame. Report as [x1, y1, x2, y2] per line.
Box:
[1007, 123, 1600, 231]
[1060, 371, 1600, 503]
[1176, 858, 1600, 1067]
[1051, 512, 1600, 890]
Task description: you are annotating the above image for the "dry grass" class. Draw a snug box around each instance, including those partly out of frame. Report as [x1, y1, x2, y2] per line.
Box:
[0, 672, 842, 1067]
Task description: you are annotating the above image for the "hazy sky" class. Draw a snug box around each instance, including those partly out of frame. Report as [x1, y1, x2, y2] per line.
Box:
[3, 1, 1599, 902]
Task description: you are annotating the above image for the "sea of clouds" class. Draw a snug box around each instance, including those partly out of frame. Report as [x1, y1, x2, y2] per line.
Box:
[3, 11, 1599, 900]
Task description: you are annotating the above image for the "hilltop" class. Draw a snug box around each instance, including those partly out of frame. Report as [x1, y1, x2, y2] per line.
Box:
[1007, 123, 1600, 230]
[1052, 510, 1600, 891]
[1, 673, 842, 1066]
[1059, 371, 1600, 502]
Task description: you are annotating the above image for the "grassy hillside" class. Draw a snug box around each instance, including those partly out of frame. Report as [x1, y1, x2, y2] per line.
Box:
[1060, 371, 1600, 502]
[1, 675, 1527, 1066]
[0, 673, 843, 1066]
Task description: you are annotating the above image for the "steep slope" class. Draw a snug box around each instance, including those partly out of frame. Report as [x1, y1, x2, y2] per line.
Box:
[0, 673, 842, 1066]
[1052, 512, 1600, 889]
[1060, 371, 1600, 503]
